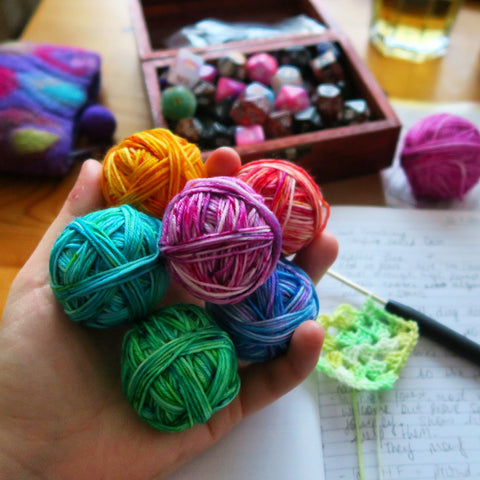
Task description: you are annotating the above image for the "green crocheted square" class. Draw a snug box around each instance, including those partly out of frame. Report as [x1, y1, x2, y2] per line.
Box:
[316, 298, 419, 391]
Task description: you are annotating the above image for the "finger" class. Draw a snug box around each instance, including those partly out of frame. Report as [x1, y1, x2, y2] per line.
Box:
[237, 320, 324, 417]
[205, 147, 242, 177]
[24, 159, 106, 273]
[293, 230, 338, 284]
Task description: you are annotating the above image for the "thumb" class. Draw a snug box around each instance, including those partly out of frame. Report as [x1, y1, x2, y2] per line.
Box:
[24, 159, 106, 274]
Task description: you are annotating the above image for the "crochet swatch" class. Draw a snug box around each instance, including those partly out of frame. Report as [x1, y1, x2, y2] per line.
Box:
[316, 298, 419, 390]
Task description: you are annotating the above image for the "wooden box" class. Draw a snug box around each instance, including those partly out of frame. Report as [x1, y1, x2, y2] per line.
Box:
[130, 0, 401, 184]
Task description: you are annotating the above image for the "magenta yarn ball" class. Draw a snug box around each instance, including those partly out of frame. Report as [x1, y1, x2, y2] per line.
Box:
[400, 113, 480, 201]
[159, 176, 282, 304]
[79, 104, 117, 141]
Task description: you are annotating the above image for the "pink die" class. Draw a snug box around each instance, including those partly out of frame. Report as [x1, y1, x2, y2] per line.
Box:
[246, 53, 278, 85]
[274, 85, 310, 114]
[199, 63, 217, 83]
[235, 125, 265, 146]
[216, 77, 246, 102]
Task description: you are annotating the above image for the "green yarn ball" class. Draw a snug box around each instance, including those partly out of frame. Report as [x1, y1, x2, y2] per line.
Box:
[121, 304, 241, 432]
[49, 205, 169, 328]
[161, 85, 197, 121]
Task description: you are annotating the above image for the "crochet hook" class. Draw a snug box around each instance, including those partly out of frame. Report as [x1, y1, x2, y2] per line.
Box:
[326, 269, 480, 366]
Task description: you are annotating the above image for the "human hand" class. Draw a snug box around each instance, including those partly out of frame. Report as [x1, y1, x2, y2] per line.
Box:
[0, 148, 338, 480]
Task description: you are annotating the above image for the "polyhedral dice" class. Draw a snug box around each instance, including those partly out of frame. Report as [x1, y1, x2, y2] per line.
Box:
[312, 83, 343, 127]
[315, 41, 341, 59]
[270, 65, 303, 92]
[278, 46, 312, 71]
[246, 53, 278, 86]
[244, 82, 275, 107]
[343, 99, 370, 125]
[174, 117, 204, 143]
[293, 106, 323, 134]
[217, 51, 247, 80]
[161, 85, 197, 121]
[310, 50, 345, 84]
[274, 85, 310, 114]
[192, 80, 216, 113]
[167, 48, 204, 88]
[235, 125, 265, 146]
[230, 95, 271, 126]
[209, 122, 236, 148]
[199, 63, 217, 83]
[213, 98, 235, 124]
[215, 77, 246, 102]
[264, 110, 293, 139]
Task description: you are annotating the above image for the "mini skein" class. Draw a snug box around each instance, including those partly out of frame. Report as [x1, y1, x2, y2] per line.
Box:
[160, 176, 282, 304]
[400, 113, 480, 201]
[121, 304, 240, 432]
[206, 257, 319, 362]
[101, 128, 207, 218]
[236, 159, 330, 255]
[49, 205, 169, 328]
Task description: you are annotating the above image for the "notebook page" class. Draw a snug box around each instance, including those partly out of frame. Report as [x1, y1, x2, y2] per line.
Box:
[316, 206, 480, 480]
[167, 374, 325, 480]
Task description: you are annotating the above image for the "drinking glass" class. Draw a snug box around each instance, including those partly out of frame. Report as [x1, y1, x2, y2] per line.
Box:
[369, 0, 464, 62]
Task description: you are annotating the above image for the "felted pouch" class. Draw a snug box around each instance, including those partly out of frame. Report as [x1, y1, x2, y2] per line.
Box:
[0, 41, 101, 176]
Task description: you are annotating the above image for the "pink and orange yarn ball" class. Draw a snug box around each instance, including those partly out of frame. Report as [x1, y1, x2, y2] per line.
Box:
[236, 159, 330, 255]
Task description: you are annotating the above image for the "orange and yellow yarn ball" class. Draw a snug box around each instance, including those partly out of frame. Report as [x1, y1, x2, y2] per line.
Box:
[101, 128, 207, 218]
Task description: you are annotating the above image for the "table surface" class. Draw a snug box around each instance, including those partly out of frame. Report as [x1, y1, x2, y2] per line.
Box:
[1, 0, 479, 312]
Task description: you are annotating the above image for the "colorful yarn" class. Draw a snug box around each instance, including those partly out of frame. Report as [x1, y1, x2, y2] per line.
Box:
[0, 41, 101, 176]
[49, 205, 169, 328]
[236, 159, 330, 255]
[400, 113, 480, 201]
[316, 299, 418, 390]
[159, 176, 282, 304]
[206, 257, 319, 362]
[121, 304, 240, 432]
[101, 128, 207, 218]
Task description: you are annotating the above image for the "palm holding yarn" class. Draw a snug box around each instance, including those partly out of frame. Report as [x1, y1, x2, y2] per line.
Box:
[1, 152, 337, 480]
[47, 130, 331, 434]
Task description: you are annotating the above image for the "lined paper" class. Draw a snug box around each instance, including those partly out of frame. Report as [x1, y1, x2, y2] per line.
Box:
[316, 207, 480, 480]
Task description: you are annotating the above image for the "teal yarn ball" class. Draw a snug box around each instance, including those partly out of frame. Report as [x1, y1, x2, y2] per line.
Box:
[161, 85, 197, 121]
[121, 304, 240, 432]
[49, 205, 169, 328]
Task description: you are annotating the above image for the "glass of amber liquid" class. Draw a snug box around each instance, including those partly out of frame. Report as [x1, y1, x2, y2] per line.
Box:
[369, 0, 463, 62]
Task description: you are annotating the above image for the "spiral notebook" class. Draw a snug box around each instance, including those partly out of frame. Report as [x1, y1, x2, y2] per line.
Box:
[167, 206, 480, 480]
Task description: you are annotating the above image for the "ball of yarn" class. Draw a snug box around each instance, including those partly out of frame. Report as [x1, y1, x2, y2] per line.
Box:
[160, 176, 282, 304]
[236, 159, 330, 255]
[206, 257, 319, 362]
[78, 104, 117, 141]
[101, 128, 207, 218]
[400, 113, 480, 201]
[49, 205, 169, 328]
[121, 304, 240, 432]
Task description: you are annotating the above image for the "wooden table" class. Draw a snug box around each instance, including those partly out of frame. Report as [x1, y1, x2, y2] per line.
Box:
[1, 0, 479, 313]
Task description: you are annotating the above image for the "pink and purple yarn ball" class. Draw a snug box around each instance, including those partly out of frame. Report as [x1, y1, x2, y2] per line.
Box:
[400, 113, 480, 201]
[159, 176, 282, 304]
